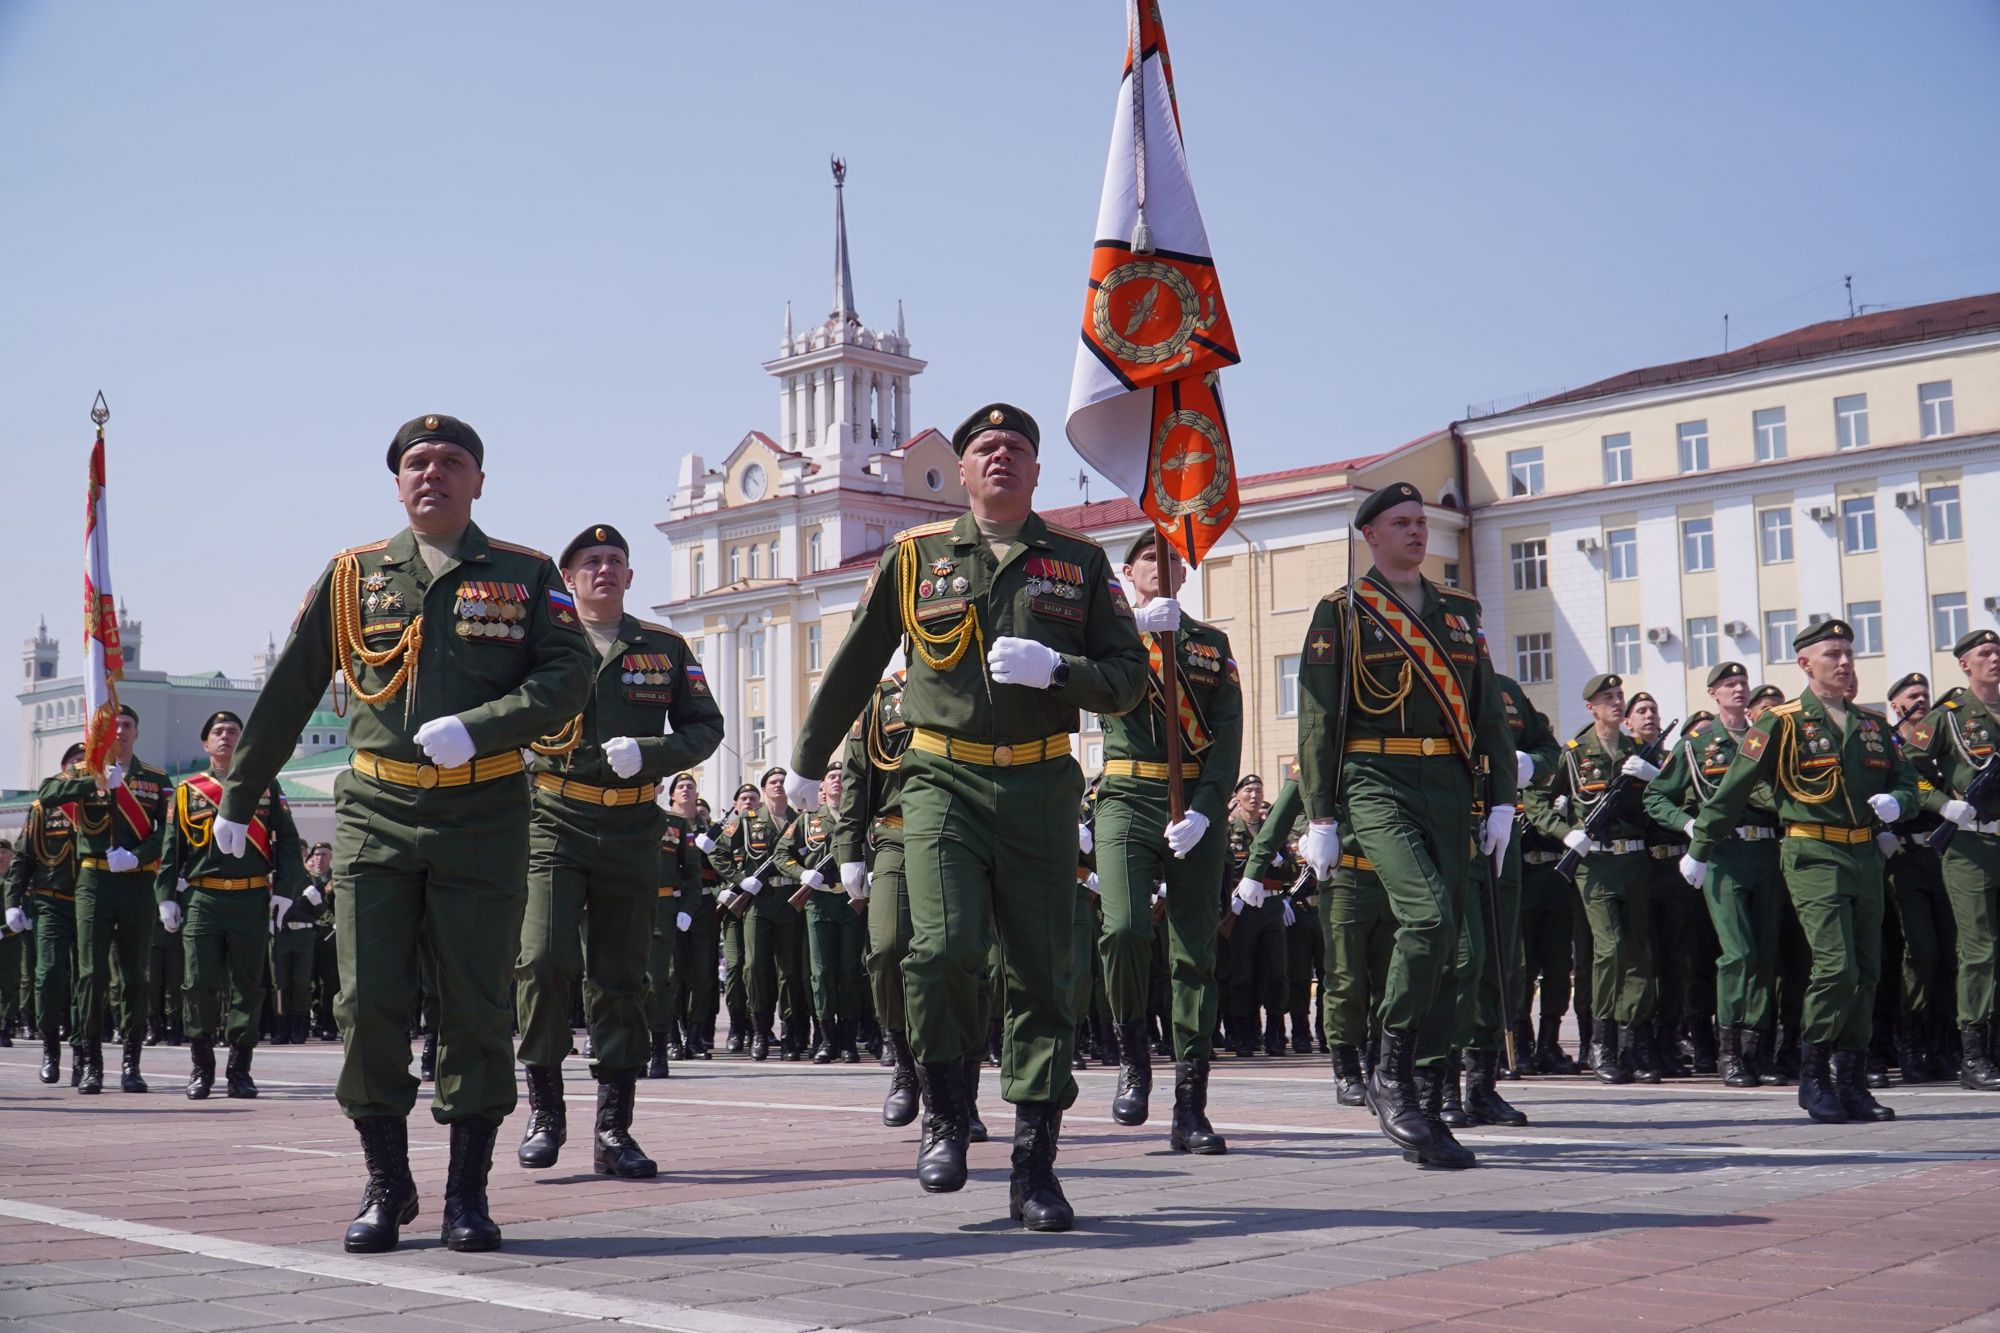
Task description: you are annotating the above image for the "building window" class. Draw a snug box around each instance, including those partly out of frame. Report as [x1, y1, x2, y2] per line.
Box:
[728, 546, 742, 583]
[1275, 654, 1300, 717]
[747, 716, 767, 763]
[1834, 393, 1869, 450]
[1753, 407, 1788, 462]
[1681, 517, 1715, 572]
[1841, 496, 1876, 553]
[691, 549, 705, 597]
[748, 545, 761, 580]
[1848, 601, 1883, 656]
[1764, 608, 1797, 663]
[1610, 625, 1641, 674]
[1601, 432, 1633, 484]
[1509, 539, 1548, 591]
[1515, 633, 1553, 684]
[1933, 593, 1969, 652]
[1507, 448, 1544, 497]
[1758, 508, 1793, 564]
[768, 540, 780, 576]
[805, 623, 822, 672]
[1686, 616, 1720, 669]
[1925, 484, 1961, 544]
[1606, 527, 1638, 581]
[1677, 420, 1709, 473]
[807, 530, 823, 573]
[1441, 562, 1460, 588]
[744, 628, 766, 679]
[1919, 380, 1955, 438]
[924, 467, 943, 492]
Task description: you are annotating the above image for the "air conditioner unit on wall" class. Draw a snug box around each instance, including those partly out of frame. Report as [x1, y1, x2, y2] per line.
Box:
[1645, 626, 1673, 645]
[1806, 503, 1836, 523]
[1808, 611, 1832, 626]
[1723, 620, 1749, 638]
[1894, 488, 1921, 511]
[1576, 536, 1601, 553]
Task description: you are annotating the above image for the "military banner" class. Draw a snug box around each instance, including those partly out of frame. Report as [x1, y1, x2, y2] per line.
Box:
[82, 396, 125, 780]
[1065, 0, 1241, 565]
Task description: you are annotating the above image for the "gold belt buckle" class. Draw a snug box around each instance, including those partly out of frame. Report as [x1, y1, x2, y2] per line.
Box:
[601, 786, 620, 807]
[1420, 737, 1437, 756]
[992, 744, 1015, 767]
[415, 764, 440, 790]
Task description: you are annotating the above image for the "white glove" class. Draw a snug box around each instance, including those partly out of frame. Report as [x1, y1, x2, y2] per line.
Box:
[695, 832, 716, 853]
[603, 736, 643, 779]
[1302, 821, 1340, 878]
[1553, 795, 1569, 816]
[1084, 872, 1100, 896]
[272, 894, 294, 927]
[1621, 754, 1661, 782]
[414, 716, 476, 769]
[1269, 851, 1285, 866]
[1482, 805, 1516, 859]
[675, 911, 692, 932]
[739, 876, 763, 896]
[1563, 829, 1593, 854]
[986, 636, 1060, 691]
[158, 900, 182, 933]
[1875, 831, 1901, 859]
[784, 770, 822, 811]
[1230, 894, 1246, 916]
[1867, 793, 1902, 823]
[1516, 751, 1535, 786]
[1132, 596, 1182, 633]
[5, 907, 27, 934]
[303, 885, 323, 907]
[1234, 876, 1268, 909]
[1164, 809, 1209, 857]
[1077, 822, 1094, 855]
[841, 862, 867, 901]
[1941, 799, 1976, 829]
[175, 878, 189, 895]
[106, 847, 140, 874]
[104, 763, 125, 790]
[1682, 817, 1695, 838]
[801, 868, 825, 890]
[1679, 853, 1707, 888]
[1281, 900, 1296, 927]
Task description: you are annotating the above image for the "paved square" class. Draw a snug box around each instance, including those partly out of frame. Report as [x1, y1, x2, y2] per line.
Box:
[3, 1040, 1998, 1330]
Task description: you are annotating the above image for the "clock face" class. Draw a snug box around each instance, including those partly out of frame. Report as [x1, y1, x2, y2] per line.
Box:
[741, 463, 767, 501]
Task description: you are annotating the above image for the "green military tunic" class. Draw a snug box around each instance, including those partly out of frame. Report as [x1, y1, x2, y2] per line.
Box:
[838, 675, 912, 1032]
[1516, 784, 1575, 1030]
[270, 857, 325, 1029]
[1906, 689, 2000, 1030]
[5, 795, 80, 1054]
[648, 811, 708, 1041]
[712, 805, 805, 1045]
[1223, 801, 1287, 1047]
[220, 522, 593, 1125]
[777, 807, 863, 1039]
[1882, 719, 1954, 1054]
[791, 510, 1147, 1104]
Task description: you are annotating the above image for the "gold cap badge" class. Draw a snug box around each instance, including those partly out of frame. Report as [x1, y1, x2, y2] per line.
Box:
[594, 526, 607, 541]
[988, 409, 1005, 425]
[423, 415, 439, 429]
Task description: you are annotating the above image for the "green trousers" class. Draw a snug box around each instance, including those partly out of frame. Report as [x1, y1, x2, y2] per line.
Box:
[313, 929, 339, 1034]
[721, 909, 746, 1022]
[1092, 777, 1223, 1061]
[76, 867, 152, 1045]
[1703, 839, 1782, 1028]
[0, 929, 24, 1031]
[1577, 848, 1654, 1025]
[1344, 757, 1472, 1037]
[1941, 835, 2000, 1028]
[1323, 866, 1394, 1046]
[181, 888, 270, 1046]
[1887, 846, 1955, 1028]
[805, 890, 866, 1026]
[644, 892, 679, 1031]
[334, 769, 528, 1125]
[900, 745, 1082, 1107]
[1223, 898, 1286, 1023]
[1647, 853, 1716, 1029]
[743, 890, 803, 1018]
[1068, 881, 1097, 1031]
[31, 895, 78, 1042]
[1284, 903, 1321, 1036]
[1518, 857, 1573, 1020]
[1455, 838, 1525, 1054]
[865, 840, 911, 1030]
[672, 891, 720, 1035]
[1781, 838, 1884, 1051]
[272, 926, 316, 1019]
[150, 935, 185, 1034]
[517, 796, 659, 1082]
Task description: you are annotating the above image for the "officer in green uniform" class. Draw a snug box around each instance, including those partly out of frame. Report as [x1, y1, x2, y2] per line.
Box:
[1222, 792, 1288, 1059]
[1904, 629, 2000, 1090]
[305, 842, 338, 1040]
[1684, 618, 1917, 1123]
[513, 523, 723, 1178]
[1624, 691, 1712, 1076]
[839, 674, 916, 1123]
[0, 840, 20, 1045]
[1881, 673, 1954, 1082]
[789, 403, 1147, 1231]
[1646, 663, 1783, 1085]
[666, 778, 720, 1059]
[5, 745, 85, 1083]
[1516, 779, 1576, 1073]
[1092, 531, 1235, 1153]
[1748, 681, 1810, 1081]
[1296, 482, 1516, 1170]
[706, 783, 757, 1051]
[217, 413, 593, 1252]
[270, 824, 324, 1047]
[712, 768, 808, 1060]
[778, 766, 866, 1063]
[647, 776, 704, 1070]
[44, 706, 170, 1096]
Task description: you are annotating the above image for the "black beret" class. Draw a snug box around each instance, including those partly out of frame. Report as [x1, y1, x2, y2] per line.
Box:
[0, 839, 12, 852]
[1706, 662, 1747, 688]
[1627, 691, 1657, 710]
[200, 710, 243, 740]
[1954, 628, 2000, 657]
[1582, 672, 1623, 702]
[309, 841, 332, 854]
[387, 413, 485, 473]
[1793, 618, 1852, 652]
[1355, 482, 1425, 528]
[950, 403, 1039, 456]
[560, 524, 630, 570]
[116, 704, 139, 723]
[1234, 773, 1264, 791]
[669, 772, 700, 794]
[733, 782, 758, 799]
[61, 742, 86, 766]
[1124, 529, 1173, 567]
[1888, 671, 1929, 700]
[1748, 683, 1786, 706]
[759, 766, 788, 788]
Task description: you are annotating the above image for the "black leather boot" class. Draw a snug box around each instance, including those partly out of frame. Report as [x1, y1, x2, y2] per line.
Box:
[1464, 1049, 1528, 1126]
[1686, 1019, 1719, 1075]
[224, 1042, 258, 1098]
[78, 1039, 103, 1094]
[842, 1018, 862, 1064]
[1409, 1064, 1476, 1169]
[1593, 1019, 1633, 1084]
[962, 1048, 988, 1143]
[343, 1115, 418, 1253]
[646, 1031, 670, 1079]
[272, 1014, 292, 1045]
[185, 1040, 215, 1099]
[1720, 1025, 1756, 1088]
[913, 1060, 968, 1193]
[1437, 1055, 1470, 1128]
[1111, 1019, 1152, 1126]
[1896, 1030, 1931, 1084]
[39, 1033, 61, 1085]
[751, 1011, 773, 1062]
[441, 1119, 503, 1251]
[1755, 1022, 1789, 1085]
[1797, 1041, 1848, 1122]
[120, 1035, 147, 1093]
[1230, 1013, 1257, 1059]
[1865, 1049, 1891, 1090]
[725, 1008, 747, 1053]
[1366, 1029, 1437, 1157]
[881, 1029, 919, 1127]
[1831, 1051, 1895, 1122]
[592, 1077, 657, 1177]
[1331, 1044, 1367, 1107]
[1773, 1021, 1802, 1082]
[1263, 1011, 1286, 1057]
[1575, 1012, 1595, 1071]
[1008, 1102, 1072, 1231]
[1958, 1024, 2000, 1091]
[517, 1063, 566, 1168]
[665, 1019, 687, 1062]
[1535, 1013, 1578, 1074]
[812, 1016, 836, 1064]
[419, 1032, 437, 1082]
[1624, 1023, 1663, 1084]
[1505, 1018, 1535, 1078]
[1169, 1058, 1226, 1154]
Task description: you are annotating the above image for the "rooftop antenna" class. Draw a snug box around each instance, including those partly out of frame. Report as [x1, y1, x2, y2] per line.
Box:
[1075, 470, 1091, 505]
[1844, 274, 1855, 318]
[1722, 313, 1730, 353]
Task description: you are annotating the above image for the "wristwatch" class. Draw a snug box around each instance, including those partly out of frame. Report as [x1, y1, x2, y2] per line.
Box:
[1049, 656, 1071, 690]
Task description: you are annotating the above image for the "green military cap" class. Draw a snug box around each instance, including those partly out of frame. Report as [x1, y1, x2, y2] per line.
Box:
[559, 523, 629, 570]
[1793, 618, 1852, 652]
[387, 413, 485, 473]
[60, 742, 86, 767]
[117, 703, 139, 723]
[1582, 672, 1623, 702]
[0, 838, 12, 851]
[1706, 661, 1747, 688]
[1234, 773, 1263, 791]
[309, 841, 333, 854]
[199, 709, 243, 740]
[1888, 671, 1929, 700]
[1124, 529, 1168, 566]
[669, 771, 699, 794]
[1354, 481, 1425, 528]
[1748, 683, 1785, 707]
[759, 766, 788, 788]
[1627, 691, 1657, 710]
[1954, 628, 2000, 657]
[733, 782, 757, 799]
[950, 403, 1039, 456]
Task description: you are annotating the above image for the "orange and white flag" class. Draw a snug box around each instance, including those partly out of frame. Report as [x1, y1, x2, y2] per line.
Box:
[82, 415, 125, 779]
[1065, 0, 1241, 566]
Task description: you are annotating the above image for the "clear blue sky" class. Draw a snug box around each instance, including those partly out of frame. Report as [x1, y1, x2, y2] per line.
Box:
[4, 1, 1998, 786]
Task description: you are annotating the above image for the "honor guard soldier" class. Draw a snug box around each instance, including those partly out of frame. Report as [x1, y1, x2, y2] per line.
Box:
[157, 710, 305, 1098]
[0, 840, 18, 1045]
[1904, 629, 2000, 1089]
[647, 776, 701, 1070]
[44, 706, 169, 1095]
[515, 524, 723, 1177]
[715, 769, 810, 1060]
[1882, 672, 1954, 1083]
[1295, 482, 1517, 1170]
[5, 744, 87, 1084]
[779, 766, 866, 1063]
[214, 414, 593, 1253]
[305, 842, 338, 1040]
[706, 783, 758, 1051]
[1092, 531, 1237, 1154]
[1683, 619, 1917, 1123]
[788, 403, 1147, 1231]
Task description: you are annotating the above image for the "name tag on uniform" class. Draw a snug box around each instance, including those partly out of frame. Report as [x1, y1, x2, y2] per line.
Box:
[916, 597, 967, 624]
[1030, 595, 1083, 623]
[625, 686, 674, 705]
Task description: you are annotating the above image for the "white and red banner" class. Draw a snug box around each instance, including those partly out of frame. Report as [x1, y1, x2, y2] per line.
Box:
[82, 430, 125, 779]
[1065, 0, 1241, 566]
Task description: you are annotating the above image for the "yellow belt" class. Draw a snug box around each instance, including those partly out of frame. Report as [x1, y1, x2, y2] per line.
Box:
[1338, 853, 1374, 872]
[876, 813, 903, 829]
[33, 888, 77, 902]
[350, 749, 525, 791]
[188, 875, 268, 892]
[656, 886, 679, 898]
[533, 773, 659, 808]
[1345, 736, 1454, 758]
[80, 857, 160, 873]
[909, 728, 1070, 768]
[1788, 823, 1875, 846]
[1102, 758, 1202, 781]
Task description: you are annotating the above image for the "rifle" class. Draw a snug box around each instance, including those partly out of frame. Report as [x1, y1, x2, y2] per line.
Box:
[1929, 751, 1999, 854]
[1554, 719, 1681, 884]
[1479, 753, 1517, 1072]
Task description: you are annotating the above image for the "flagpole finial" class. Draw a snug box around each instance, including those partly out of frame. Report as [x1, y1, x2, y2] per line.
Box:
[90, 391, 110, 428]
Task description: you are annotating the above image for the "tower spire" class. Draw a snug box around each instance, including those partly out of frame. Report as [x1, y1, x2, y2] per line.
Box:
[830, 155, 857, 330]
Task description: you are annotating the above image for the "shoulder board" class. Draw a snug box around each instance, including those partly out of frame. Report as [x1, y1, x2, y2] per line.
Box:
[1854, 704, 1889, 724]
[636, 620, 686, 642]
[1937, 686, 1966, 706]
[892, 520, 954, 543]
[1320, 589, 1349, 606]
[1039, 521, 1105, 547]
[1685, 719, 1711, 739]
[1565, 738, 1579, 750]
[1769, 701, 1803, 716]
[338, 538, 393, 559]
[1910, 723, 1936, 746]
[485, 538, 551, 560]
[1437, 585, 1479, 603]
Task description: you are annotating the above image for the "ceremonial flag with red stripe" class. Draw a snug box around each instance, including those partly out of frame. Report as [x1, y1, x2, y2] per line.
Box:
[82, 428, 125, 781]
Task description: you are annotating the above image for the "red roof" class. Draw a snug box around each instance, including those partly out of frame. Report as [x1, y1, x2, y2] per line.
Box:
[1514, 292, 2000, 413]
